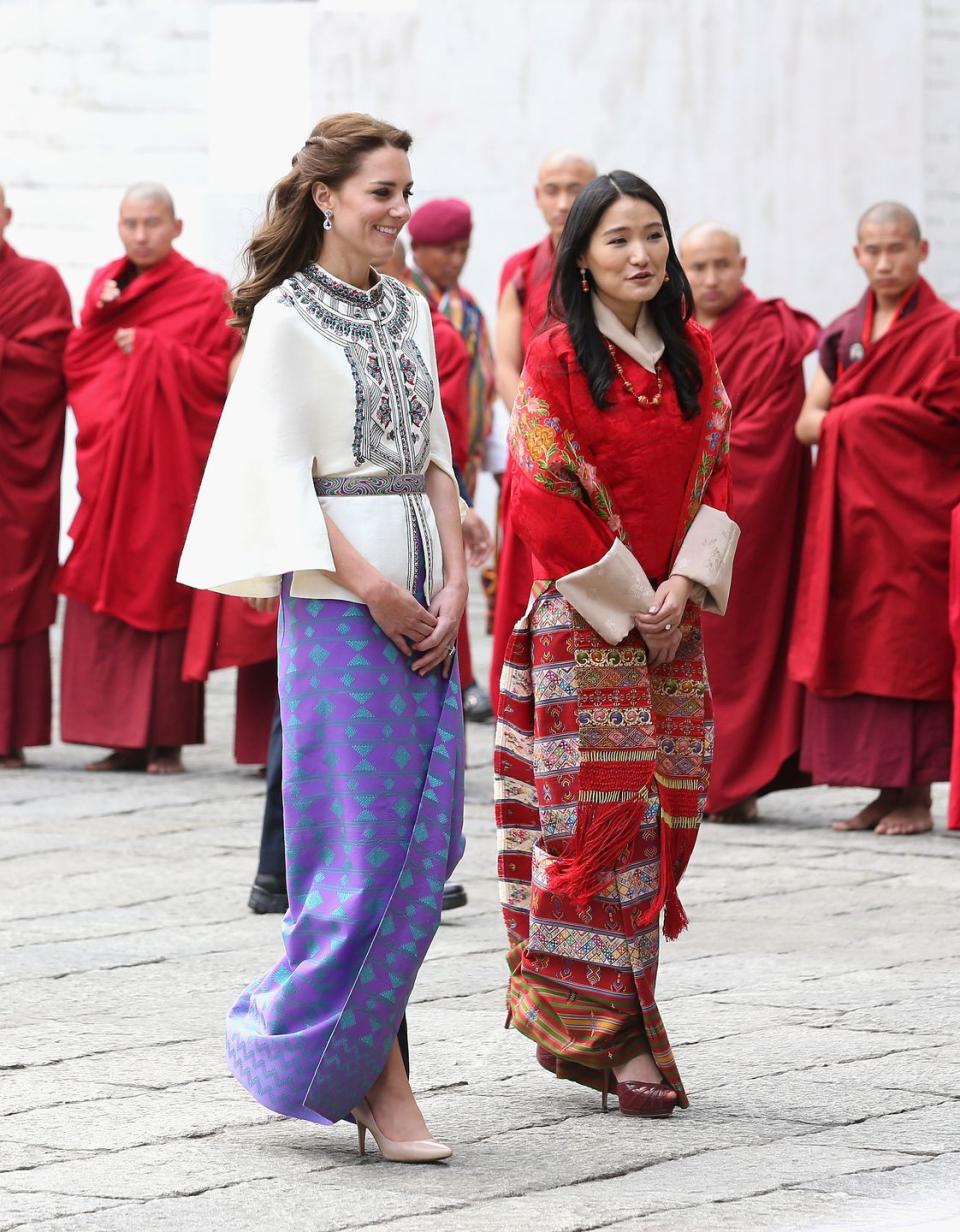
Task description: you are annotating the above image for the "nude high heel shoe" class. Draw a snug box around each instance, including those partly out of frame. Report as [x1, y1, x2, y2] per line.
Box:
[351, 1098, 452, 1163]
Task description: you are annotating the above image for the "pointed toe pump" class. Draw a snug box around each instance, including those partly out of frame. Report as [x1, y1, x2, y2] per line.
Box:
[351, 1099, 452, 1163]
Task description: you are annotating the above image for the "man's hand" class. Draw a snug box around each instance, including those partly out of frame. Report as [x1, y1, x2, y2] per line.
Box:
[98, 279, 121, 307]
[462, 509, 493, 568]
[114, 327, 135, 355]
[245, 596, 279, 615]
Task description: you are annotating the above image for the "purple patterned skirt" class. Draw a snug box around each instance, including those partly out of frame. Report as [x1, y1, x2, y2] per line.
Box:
[225, 580, 465, 1124]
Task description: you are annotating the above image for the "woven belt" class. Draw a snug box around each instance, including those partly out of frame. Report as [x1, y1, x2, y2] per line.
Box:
[313, 473, 426, 497]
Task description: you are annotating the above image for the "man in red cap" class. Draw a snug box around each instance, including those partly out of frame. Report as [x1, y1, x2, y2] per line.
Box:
[408, 198, 496, 721]
[490, 151, 595, 711]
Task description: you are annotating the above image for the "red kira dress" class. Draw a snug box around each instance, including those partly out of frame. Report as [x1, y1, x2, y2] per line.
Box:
[495, 320, 731, 1105]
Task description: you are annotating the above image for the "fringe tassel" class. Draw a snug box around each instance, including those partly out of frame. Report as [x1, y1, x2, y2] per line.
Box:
[547, 798, 641, 908]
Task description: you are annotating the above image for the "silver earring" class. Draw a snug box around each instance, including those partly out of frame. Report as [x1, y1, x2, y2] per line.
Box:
[322, 208, 334, 232]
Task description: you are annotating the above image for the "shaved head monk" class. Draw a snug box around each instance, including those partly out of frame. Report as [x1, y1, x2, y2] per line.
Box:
[680, 223, 818, 822]
[0, 186, 73, 769]
[791, 203, 960, 834]
[490, 150, 596, 708]
[57, 183, 240, 774]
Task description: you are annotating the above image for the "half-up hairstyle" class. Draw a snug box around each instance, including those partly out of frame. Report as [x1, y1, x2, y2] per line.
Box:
[548, 171, 703, 418]
[231, 112, 413, 334]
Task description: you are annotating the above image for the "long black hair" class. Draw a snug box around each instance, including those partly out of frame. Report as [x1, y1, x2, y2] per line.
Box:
[548, 171, 703, 418]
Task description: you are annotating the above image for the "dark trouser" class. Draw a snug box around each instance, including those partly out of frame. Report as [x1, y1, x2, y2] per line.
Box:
[256, 700, 285, 883]
[254, 696, 410, 1076]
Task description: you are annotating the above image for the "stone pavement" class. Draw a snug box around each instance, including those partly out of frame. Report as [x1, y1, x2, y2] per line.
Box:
[2, 619, 959, 1232]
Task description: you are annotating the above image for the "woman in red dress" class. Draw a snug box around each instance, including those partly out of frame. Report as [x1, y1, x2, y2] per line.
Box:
[495, 172, 739, 1118]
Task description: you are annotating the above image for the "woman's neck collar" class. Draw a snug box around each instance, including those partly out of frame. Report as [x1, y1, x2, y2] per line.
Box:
[313, 242, 376, 292]
[594, 290, 642, 333]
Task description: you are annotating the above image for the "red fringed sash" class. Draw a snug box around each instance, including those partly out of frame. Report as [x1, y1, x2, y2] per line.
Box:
[545, 609, 708, 940]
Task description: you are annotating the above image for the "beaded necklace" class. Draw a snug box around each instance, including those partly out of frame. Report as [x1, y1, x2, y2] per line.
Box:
[604, 338, 663, 406]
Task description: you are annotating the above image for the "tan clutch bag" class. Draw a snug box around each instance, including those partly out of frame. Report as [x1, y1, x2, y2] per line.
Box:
[556, 540, 657, 644]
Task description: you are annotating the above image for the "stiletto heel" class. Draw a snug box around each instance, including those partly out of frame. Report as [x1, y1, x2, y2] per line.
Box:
[504, 1007, 513, 1029]
[601, 1069, 610, 1113]
[350, 1098, 452, 1163]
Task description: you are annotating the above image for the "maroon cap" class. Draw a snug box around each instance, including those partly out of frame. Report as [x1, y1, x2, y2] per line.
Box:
[408, 198, 473, 245]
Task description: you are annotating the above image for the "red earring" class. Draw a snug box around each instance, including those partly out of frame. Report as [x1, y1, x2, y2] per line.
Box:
[580, 268, 590, 293]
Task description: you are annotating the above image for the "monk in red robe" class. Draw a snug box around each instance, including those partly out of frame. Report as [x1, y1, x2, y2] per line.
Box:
[791, 202, 960, 835]
[58, 183, 239, 774]
[181, 346, 277, 769]
[404, 209, 496, 719]
[490, 151, 595, 708]
[949, 506, 960, 832]
[680, 223, 818, 822]
[0, 186, 73, 769]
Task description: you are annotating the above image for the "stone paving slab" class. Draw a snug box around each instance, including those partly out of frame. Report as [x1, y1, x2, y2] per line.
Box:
[1, 615, 959, 1230]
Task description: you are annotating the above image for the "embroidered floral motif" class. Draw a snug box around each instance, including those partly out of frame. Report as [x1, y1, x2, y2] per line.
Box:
[686, 366, 731, 529]
[509, 383, 625, 539]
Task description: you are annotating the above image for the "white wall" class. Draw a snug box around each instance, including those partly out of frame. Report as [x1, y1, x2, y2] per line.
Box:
[1, 0, 957, 542]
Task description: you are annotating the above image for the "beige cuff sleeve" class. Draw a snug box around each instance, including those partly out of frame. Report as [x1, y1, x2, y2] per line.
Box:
[556, 539, 657, 644]
[671, 505, 740, 615]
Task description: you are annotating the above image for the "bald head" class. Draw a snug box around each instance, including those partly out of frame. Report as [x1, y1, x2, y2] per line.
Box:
[121, 181, 176, 217]
[680, 222, 746, 325]
[118, 182, 181, 271]
[680, 221, 742, 255]
[535, 151, 597, 242]
[857, 201, 921, 243]
[854, 201, 927, 307]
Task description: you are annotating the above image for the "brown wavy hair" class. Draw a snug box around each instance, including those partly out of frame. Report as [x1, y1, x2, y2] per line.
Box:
[230, 113, 413, 335]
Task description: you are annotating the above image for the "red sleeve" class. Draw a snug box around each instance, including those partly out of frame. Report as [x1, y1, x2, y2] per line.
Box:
[508, 334, 617, 578]
[431, 312, 470, 472]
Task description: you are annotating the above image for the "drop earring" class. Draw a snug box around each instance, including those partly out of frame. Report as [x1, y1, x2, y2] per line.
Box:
[579, 267, 590, 293]
[322, 209, 334, 232]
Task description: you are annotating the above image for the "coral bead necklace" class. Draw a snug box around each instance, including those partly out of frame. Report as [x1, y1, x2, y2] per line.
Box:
[604, 339, 663, 406]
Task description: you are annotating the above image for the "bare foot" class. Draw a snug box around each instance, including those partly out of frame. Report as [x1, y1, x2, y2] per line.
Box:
[146, 747, 185, 775]
[614, 1048, 665, 1086]
[0, 748, 27, 769]
[876, 786, 933, 835]
[85, 749, 148, 772]
[707, 796, 758, 824]
[832, 788, 899, 832]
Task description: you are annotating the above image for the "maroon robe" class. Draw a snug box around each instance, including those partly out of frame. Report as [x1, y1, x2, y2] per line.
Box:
[59, 250, 239, 749]
[182, 592, 277, 765]
[949, 506, 960, 830]
[490, 235, 555, 708]
[790, 279, 960, 786]
[0, 242, 72, 754]
[700, 287, 818, 811]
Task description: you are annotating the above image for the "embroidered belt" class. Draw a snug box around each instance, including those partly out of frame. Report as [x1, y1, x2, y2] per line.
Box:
[313, 473, 426, 497]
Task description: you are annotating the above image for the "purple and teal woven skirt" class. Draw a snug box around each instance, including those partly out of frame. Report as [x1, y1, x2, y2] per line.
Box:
[225, 579, 465, 1124]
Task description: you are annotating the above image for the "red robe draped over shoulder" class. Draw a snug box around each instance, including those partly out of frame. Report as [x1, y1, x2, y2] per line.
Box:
[490, 235, 556, 708]
[58, 250, 239, 632]
[949, 505, 960, 829]
[701, 287, 818, 811]
[789, 279, 960, 703]
[0, 243, 72, 647]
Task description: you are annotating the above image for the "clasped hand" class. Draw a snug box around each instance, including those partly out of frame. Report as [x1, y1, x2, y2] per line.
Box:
[366, 577, 467, 678]
[633, 575, 693, 667]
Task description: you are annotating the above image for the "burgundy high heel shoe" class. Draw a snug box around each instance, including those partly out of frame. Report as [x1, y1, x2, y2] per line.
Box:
[612, 1079, 679, 1118]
